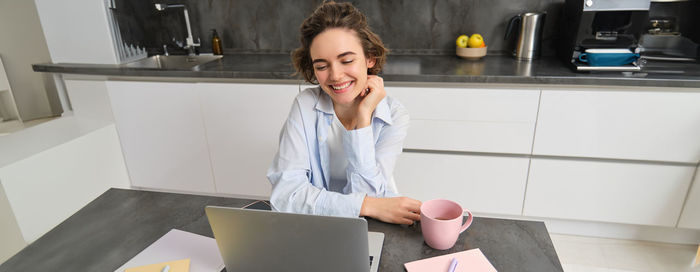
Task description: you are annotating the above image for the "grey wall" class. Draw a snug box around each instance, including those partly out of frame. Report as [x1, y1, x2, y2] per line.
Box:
[115, 0, 565, 55]
[115, 0, 698, 57]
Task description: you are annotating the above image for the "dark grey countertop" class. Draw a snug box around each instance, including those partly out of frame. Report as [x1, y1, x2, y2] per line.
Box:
[0, 188, 563, 272]
[33, 53, 700, 88]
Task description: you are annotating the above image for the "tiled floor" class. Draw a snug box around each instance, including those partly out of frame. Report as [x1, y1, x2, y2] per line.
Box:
[551, 234, 700, 272]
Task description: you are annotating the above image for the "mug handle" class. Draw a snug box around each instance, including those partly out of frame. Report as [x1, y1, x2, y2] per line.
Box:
[459, 209, 474, 234]
[578, 53, 588, 63]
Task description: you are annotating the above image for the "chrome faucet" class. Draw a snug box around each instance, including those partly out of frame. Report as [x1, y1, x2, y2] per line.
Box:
[155, 3, 200, 56]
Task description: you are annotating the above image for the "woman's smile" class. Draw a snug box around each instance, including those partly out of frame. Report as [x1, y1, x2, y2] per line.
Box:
[330, 81, 354, 93]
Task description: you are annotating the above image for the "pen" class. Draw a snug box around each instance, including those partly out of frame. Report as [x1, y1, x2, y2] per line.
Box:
[161, 265, 170, 272]
[447, 258, 458, 272]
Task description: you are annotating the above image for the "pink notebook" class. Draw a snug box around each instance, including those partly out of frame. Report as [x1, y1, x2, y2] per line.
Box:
[404, 248, 497, 272]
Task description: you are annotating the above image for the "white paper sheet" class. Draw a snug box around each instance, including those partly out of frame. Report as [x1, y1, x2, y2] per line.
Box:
[114, 229, 224, 272]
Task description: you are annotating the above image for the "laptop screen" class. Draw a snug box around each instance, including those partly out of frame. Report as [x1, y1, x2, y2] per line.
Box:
[206, 205, 379, 272]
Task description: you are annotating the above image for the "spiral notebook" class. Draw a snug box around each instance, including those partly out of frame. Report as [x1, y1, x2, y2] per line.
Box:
[404, 248, 497, 272]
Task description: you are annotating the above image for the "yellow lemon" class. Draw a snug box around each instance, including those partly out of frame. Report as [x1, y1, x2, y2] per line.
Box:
[468, 34, 484, 48]
[456, 34, 469, 48]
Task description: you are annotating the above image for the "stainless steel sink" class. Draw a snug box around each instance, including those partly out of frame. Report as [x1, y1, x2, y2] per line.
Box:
[122, 55, 222, 69]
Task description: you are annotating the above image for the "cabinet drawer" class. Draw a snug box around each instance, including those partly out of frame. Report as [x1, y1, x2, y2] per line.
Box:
[395, 152, 529, 216]
[387, 87, 539, 154]
[533, 90, 700, 163]
[523, 158, 694, 227]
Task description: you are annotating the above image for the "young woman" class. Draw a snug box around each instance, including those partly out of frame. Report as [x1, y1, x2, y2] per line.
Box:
[267, 1, 421, 225]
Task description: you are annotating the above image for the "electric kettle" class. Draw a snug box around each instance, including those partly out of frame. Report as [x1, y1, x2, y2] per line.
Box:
[505, 12, 546, 60]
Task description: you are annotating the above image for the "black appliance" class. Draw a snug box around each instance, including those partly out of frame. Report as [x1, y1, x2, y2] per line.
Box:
[638, 0, 700, 63]
[559, 0, 651, 71]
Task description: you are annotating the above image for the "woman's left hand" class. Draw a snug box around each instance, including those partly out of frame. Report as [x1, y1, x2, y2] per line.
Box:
[356, 75, 386, 128]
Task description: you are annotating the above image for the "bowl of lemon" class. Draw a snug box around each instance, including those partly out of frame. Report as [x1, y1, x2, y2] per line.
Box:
[456, 34, 487, 60]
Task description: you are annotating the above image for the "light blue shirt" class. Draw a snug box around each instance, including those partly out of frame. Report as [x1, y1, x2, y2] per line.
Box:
[267, 87, 409, 217]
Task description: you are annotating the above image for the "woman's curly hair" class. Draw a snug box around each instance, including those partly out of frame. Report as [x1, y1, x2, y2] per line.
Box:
[291, 1, 388, 84]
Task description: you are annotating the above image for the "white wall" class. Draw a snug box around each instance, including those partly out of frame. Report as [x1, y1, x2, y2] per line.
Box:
[0, 79, 115, 169]
[34, 0, 118, 64]
[0, 76, 127, 254]
[0, 0, 61, 121]
[0, 183, 26, 264]
[0, 124, 130, 243]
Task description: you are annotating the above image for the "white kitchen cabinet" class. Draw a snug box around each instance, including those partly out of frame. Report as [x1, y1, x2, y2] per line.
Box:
[386, 86, 540, 154]
[523, 158, 695, 227]
[107, 81, 216, 193]
[394, 152, 530, 216]
[198, 83, 299, 198]
[533, 89, 700, 163]
[678, 166, 700, 229]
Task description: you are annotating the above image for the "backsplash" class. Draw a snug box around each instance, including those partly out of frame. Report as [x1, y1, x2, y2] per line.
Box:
[113, 0, 698, 57]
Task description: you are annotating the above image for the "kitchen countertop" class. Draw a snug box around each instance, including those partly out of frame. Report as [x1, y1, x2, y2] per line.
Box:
[0, 188, 564, 272]
[33, 53, 700, 88]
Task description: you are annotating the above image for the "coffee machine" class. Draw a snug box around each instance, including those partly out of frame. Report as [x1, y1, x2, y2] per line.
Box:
[559, 0, 651, 71]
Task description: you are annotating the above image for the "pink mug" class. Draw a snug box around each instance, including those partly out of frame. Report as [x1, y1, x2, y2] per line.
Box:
[420, 199, 473, 250]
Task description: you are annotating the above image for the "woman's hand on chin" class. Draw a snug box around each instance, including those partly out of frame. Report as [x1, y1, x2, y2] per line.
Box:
[356, 75, 386, 128]
[360, 195, 422, 225]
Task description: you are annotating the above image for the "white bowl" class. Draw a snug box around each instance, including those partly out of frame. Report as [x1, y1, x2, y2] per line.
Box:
[456, 46, 487, 60]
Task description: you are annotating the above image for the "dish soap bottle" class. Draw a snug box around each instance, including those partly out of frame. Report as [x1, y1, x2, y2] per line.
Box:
[211, 29, 223, 55]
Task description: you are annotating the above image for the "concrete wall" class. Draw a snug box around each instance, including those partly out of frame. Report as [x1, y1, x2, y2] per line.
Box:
[114, 0, 565, 55]
[0, 0, 61, 121]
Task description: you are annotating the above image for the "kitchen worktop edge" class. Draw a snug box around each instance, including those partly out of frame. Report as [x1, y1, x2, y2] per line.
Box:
[32, 54, 700, 88]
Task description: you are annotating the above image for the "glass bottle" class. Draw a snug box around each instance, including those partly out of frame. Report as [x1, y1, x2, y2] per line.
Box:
[212, 29, 223, 55]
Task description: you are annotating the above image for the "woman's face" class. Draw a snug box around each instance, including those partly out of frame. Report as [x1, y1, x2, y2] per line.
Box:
[309, 28, 376, 106]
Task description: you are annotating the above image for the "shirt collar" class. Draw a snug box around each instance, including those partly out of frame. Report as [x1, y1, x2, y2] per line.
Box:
[314, 87, 393, 125]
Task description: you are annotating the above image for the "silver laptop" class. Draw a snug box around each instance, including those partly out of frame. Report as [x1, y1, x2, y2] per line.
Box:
[205, 205, 384, 272]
